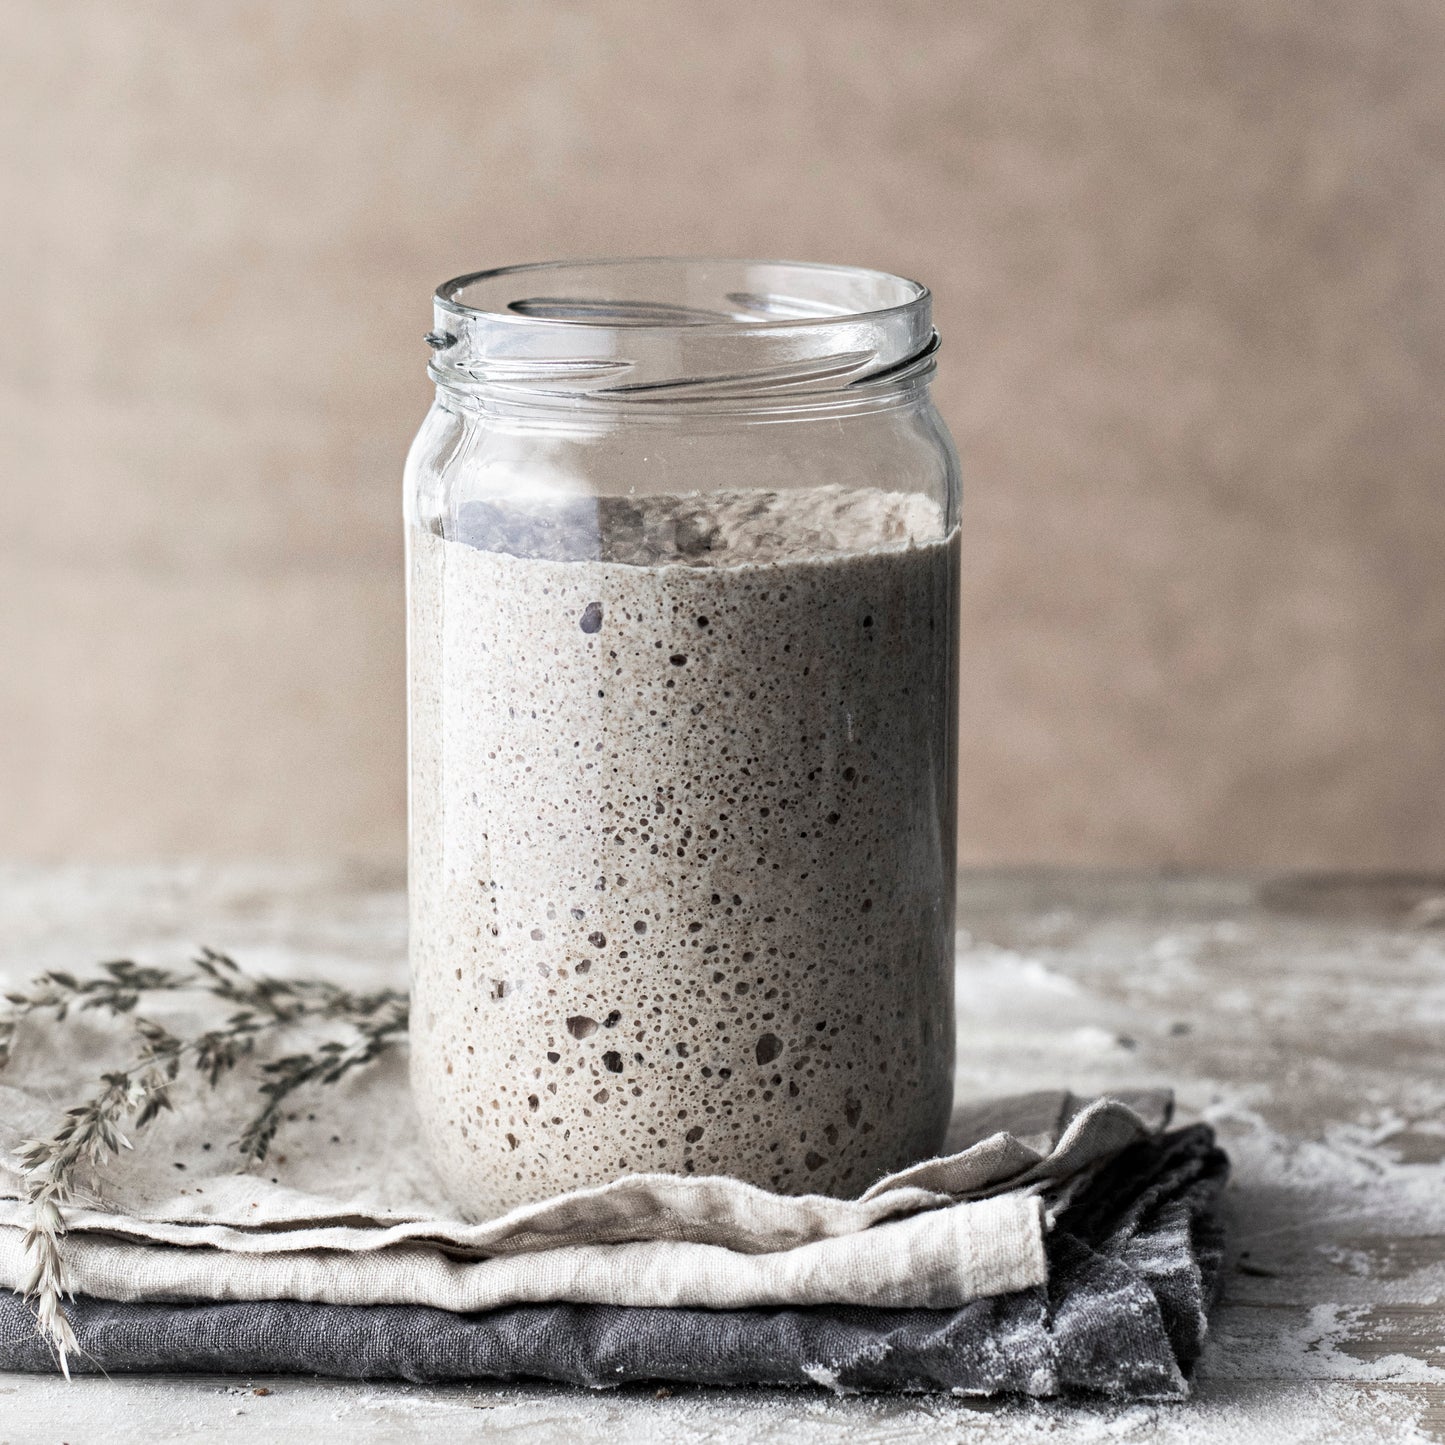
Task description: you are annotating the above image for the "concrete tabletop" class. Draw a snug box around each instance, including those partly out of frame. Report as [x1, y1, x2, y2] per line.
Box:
[0, 863, 1440, 1443]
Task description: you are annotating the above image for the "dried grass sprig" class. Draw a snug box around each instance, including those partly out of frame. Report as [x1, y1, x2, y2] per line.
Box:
[1, 949, 408, 1375]
[0, 959, 183, 1068]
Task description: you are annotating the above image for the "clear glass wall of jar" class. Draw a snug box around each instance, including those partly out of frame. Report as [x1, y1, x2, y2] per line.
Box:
[405, 259, 960, 1216]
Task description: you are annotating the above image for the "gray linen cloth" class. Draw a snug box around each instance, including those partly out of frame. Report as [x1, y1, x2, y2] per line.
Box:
[0, 1125, 1228, 1398]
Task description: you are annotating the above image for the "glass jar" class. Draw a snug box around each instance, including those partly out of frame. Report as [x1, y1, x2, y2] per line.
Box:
[405, 259, 960, 1216]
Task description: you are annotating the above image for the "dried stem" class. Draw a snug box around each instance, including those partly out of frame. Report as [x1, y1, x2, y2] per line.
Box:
[1, 949, 408, 1374]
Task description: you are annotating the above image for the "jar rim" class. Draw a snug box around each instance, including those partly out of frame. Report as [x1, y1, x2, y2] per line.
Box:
[435, 256, 929, 332]
[427, 258, 937, 407]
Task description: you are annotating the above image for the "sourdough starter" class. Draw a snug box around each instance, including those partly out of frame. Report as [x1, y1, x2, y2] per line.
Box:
[409, 487, 958, 1215]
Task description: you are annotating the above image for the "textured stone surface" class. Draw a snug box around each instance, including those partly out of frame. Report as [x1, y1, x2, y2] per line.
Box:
[0, 863, 1441, 1439]
[3, 3, 1445, 867]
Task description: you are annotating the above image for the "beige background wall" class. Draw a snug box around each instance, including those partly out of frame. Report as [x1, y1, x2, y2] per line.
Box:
[2, 0, 1442, 868]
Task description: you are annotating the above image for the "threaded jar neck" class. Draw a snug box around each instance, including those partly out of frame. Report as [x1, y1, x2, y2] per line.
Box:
[425, 257, 938, 414]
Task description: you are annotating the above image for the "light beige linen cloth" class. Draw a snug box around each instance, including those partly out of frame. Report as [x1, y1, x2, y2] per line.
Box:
[0, 1010, 1169, 1313]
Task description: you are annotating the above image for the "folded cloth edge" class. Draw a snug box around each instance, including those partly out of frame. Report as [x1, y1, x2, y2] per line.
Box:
[0, 1124, 1230, 1401]
[0, 1192, 1048, 1314]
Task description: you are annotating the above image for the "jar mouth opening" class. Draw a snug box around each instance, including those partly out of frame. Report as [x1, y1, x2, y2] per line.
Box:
[428, 257, 936, 406]
[436, 257, 929, 334]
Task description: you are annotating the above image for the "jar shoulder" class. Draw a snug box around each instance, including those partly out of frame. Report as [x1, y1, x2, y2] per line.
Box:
[404, 396, 960, 538]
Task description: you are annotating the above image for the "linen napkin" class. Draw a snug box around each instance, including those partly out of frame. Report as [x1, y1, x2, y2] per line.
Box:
[0, 1123, 1228, 1398]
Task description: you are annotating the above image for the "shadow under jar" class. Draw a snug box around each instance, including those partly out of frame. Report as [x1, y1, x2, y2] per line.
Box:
[406, 259, 960, 1216]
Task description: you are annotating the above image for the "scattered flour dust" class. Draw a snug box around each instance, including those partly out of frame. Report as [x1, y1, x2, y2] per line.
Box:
[5, 1373, 1438, 1445]
[1269, 1304, 1445, 1385]
[942, 911, 1445, 1441]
